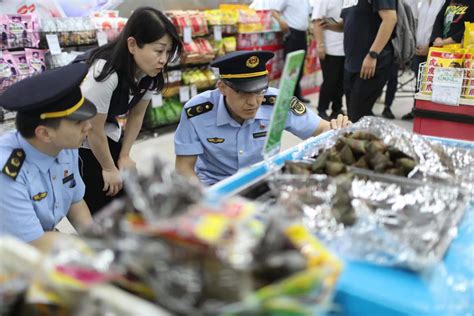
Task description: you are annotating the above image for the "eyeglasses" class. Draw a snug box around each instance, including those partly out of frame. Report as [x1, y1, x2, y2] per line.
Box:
[225, 83, 267, 97]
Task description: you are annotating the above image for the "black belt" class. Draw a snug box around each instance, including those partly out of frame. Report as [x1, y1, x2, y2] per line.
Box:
[289, 27, 307, 37]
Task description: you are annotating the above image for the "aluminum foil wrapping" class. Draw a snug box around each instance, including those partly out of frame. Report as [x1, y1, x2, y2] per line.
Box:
[122, 156, 203, 223]
[270, 172, 470, 270]
[300, 117, 474, 196]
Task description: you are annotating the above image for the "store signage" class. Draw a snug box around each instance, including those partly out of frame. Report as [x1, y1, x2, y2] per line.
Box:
[262, 50, 305, 157]
[96, 31, 108, 47]
[179, 85, 191, 103]
[190, 84, 198, 98]
[46, 34, 61, 55]
[213, 26, 222, 41]
[151, 93, 163, 108]
[183, 26, 192, 44]
[432, 67, 464, 106]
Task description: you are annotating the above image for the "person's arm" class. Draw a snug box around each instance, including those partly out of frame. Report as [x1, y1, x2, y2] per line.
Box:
[433, 37, 457, 46]
[175, 155, 199, 181]
[87, 113, 122, 197]
[321, 20, 344, 32]
[30, 231, 64, 253]
[360, 9, 397, 80]
[271, 10, 289, 33]
[117, 98, 149, 172]
[430, 0, 449, 45]
[66, 199, 93, 233]
[313, 20, 326, 60]
[312, 114, 351, 136]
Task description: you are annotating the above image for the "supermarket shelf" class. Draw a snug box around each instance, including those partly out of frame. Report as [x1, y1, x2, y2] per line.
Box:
[238, 30, 281, 34]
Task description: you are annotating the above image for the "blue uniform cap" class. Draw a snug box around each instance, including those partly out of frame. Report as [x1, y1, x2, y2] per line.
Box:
[0, 63, 96, 121]
[210, 50, 274, 93]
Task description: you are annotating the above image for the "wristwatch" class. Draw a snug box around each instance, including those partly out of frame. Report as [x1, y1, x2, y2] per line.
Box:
[368, 51, 379, 59]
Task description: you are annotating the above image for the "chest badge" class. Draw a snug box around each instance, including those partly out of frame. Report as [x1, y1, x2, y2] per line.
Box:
[253, 131, 267, 139]
[207, 137, 225, 144]
[33, 192, 47, 201]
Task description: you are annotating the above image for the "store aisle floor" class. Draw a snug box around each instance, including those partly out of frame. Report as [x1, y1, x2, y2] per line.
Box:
[131, 89, 417, 176]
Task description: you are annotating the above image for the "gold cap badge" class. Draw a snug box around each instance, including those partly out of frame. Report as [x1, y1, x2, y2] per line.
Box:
[246, 56, 260, 68]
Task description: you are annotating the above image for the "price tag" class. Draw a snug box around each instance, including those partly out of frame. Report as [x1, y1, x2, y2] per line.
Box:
[46, 34, 62, 55]
[432, 67, 463, 106]
[190, 84, 198, 97]
[179, 86, 190, 103]
[151, 93, 163, 108]
[96, 31, 108, 46]
[183, 26, 192, 44]
[213, 25, 222, 41]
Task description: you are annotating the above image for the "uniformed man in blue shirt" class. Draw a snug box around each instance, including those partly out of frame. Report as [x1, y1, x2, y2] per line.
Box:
[0, 63, 97, 250]
[175, 51, 351, 185]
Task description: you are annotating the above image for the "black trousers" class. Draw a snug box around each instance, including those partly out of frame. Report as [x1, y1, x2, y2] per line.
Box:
[79, 137, 124, 215]
[344, 64, 392, 122]
[385, 62, 399, 107]
[318, 54, 345, 113]
[284, 28, 308, 99]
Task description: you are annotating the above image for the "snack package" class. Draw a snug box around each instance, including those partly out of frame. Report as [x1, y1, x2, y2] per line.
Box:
[0, 50, 17, 78]
[421, 47, 465, 94]
[11, 50, 30, 76]
[464, 22, 474, 48]
[25, 48, 47, 74]
[464, 51, 474, 99]
[0, 17, 8, 48]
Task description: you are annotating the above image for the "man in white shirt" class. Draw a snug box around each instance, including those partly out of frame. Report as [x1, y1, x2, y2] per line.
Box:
[402, 0, 445, 120]
[312, 0, 345, 120]
[253, 0, 311, 103]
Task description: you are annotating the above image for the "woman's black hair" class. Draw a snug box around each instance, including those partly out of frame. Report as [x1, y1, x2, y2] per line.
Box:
[86, 7, 182, 95]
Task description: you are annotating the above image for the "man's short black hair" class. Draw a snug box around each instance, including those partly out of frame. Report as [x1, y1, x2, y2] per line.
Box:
[15, 112, 62, 138]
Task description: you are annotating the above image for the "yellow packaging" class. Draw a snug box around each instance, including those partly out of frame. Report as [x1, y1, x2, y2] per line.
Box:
[464, 22, 474, 48]
[443, 43, 462, 51]
[421, 47, 465, 95]
[463, 51, 474, 99]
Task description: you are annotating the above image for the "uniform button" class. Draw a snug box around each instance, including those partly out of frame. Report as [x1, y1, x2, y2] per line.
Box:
[239, 150, 244, 155]
[52, 175, 57, 180]
[55, 204, 59, 209]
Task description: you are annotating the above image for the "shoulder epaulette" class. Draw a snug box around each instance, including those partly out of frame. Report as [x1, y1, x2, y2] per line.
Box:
[185, 102, 214, 118]
[262, 95, 277, 106]
[2, 149, 25, 181]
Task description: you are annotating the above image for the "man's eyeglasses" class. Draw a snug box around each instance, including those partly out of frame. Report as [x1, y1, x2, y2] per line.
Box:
[225, 83, 267, 97]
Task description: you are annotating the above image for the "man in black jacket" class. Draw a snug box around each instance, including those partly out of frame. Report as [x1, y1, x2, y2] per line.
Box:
[322, 0, 397, 122]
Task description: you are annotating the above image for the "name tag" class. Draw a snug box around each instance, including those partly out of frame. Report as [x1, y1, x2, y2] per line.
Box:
[253, 131, 267, 139]
[62, 173, 74, 184]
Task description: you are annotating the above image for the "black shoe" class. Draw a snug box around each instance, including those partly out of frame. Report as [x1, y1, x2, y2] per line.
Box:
[381, 107, 395, 119]
[402, 111, 414, 120]
[297, 96, 311, 104]
[318, 111, 331, 121]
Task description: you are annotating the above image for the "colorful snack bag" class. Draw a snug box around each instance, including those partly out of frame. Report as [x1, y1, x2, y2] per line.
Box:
[0, 17, 8, 48]
[25, 48, 47, 73]
[0, 51, 14, 78]
[464, 22, 474, 49]
[421, 47, 465, 95]
[464, 51, 474, 99]
[11, 51, 30, 76]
